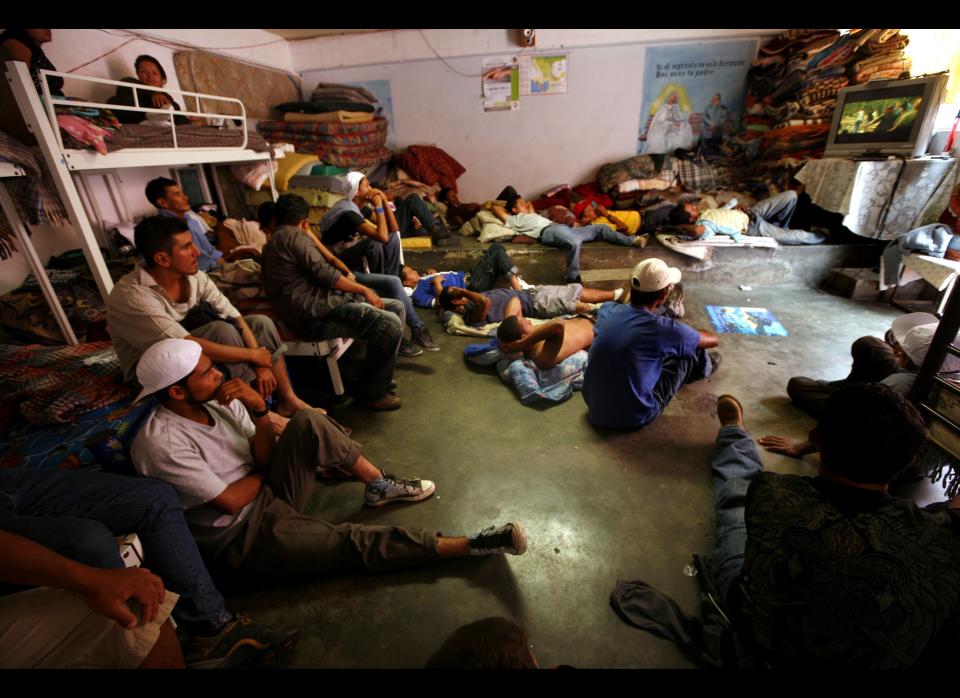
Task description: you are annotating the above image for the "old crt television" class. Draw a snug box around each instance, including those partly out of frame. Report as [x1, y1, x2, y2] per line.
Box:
[823, 74, 948, 158]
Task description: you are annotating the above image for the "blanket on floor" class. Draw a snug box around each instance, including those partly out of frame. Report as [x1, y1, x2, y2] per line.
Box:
[464, 339, 588, 405]
[657, 233, 778, 261]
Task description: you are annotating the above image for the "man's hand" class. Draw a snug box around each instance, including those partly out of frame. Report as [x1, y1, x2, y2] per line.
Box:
[362, 288, 384, 309]
[447, 287, 465, 300]
[757, 435, 808, 459]
[247, 346, 273, 369]
[426, 267, 439, 275]
[254, 366, 278, 401]
[150, 92, 173, 109]
[81, 566, 166, 630]
[345, 271, 356, 282]
[499, 339, 524, 354]
[216, 377, 268, 414]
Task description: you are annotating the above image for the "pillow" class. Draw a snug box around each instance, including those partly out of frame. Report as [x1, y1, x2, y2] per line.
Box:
[275, 152, 320, 191]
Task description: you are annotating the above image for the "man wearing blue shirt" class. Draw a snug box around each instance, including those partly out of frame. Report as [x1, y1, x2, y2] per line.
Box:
[583, 259, 721, 429]
[146, 177, 223, 271]
[400, 242, 523, 309]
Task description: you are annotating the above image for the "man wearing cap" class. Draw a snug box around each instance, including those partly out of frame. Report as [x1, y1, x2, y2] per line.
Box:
[319, 172, 402, 276]
[582, 259, 720, 429]
[106, 215, 313, 419]
[785, 312, 960, 419]
[130, 339, 528, 579]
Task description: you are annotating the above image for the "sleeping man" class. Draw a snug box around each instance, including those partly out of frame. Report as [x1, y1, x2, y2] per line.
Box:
[400, 242, 523, 309]
[438, 284, 622, 327]
[496, 314, 596, 370]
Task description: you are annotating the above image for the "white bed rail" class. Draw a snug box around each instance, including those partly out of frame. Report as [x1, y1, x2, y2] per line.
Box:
[39, 69, 250, 153]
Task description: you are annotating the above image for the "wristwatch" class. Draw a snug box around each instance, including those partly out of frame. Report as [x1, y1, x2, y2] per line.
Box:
[250, 405, 269, 419]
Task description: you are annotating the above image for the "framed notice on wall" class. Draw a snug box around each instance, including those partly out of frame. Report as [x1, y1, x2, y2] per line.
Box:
[482, 57, 519, 112]
[519, 53, 568, 95]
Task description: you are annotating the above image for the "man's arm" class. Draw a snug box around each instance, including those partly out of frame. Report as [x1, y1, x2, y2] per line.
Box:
[491, 205, 510, 224]
[304, 229, 354, 279]
[501, 321, 563, 353]
[757, 436, 817, 459]
[0, 530, 166, 629]
[597, 206, 629, 233]
[356, 191, 390, 243]
[679, 224, 707, 238]
[450, 287, 491, 325]
[697, 330, 720, 349]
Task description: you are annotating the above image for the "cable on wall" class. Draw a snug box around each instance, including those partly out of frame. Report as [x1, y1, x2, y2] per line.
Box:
[418, 30, 483, 78]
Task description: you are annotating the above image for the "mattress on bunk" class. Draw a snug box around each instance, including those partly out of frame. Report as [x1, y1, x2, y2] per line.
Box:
[61, 123, 271, 153]
[0, 341, 133, 427]
[258, 118, 388, 137]
[0, 271, 105, 344]
[0, 396, 154, 471]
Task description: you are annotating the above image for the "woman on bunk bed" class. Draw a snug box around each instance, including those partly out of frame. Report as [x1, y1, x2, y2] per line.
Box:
[107, 55, 193, 125]
[0, 28, 63, 96]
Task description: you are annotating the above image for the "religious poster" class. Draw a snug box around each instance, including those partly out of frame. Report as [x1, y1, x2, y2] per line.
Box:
[482, 57, 519, 112]
[637, 40, 757, 155]
[519, 54, 568, 95]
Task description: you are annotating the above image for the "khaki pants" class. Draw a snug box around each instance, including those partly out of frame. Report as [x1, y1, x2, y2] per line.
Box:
[194, 410, 440, 579]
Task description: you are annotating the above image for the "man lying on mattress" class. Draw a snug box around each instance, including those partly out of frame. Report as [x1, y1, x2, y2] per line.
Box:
[496, 313, 597, 371]
[437, 283, 622, 327]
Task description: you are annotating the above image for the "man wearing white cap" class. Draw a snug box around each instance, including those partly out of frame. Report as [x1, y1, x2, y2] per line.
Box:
[131, 339, 527, 579]
[785, 312, 960, 419]
[319, 172, 402, 277]
[582, 259, 720, 429]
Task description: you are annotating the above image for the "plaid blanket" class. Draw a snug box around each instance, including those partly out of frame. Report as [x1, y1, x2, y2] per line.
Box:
[0, 342, 133, 426]
[0, 131, 68, 259]
[258, 118, 388, 136]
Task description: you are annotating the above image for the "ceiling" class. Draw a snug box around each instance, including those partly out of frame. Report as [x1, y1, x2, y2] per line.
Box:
[264, 29, 385, 41]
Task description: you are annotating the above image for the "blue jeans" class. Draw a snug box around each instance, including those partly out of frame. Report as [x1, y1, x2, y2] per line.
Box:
[540, 224, 636, 281]
[649, 349, 713, 420]
[339, 233, 403, 276]
[710, 426, 764, 604]
[748, 191, 825, 245]
[355, 272, 425, 332]
[318, 301, 402, 401]
[0, 468, 232, 636]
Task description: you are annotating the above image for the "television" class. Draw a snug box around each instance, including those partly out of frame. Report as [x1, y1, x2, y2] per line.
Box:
[823, 73, 948, 159]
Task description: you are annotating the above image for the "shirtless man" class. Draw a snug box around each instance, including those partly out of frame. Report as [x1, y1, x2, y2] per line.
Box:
[496, 314, 595, 370]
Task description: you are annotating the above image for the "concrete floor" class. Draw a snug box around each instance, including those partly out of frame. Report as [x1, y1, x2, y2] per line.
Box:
[222, 282, 949, 668]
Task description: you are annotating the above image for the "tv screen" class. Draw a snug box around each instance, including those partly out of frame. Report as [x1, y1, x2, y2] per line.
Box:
[834, 83, 925, 145]
[824, 74, 948, 158]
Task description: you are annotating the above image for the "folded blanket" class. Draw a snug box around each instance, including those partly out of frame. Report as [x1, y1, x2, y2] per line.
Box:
[393, 145, 465, 191]
[310, 82, 379, 105]
[283, 111, 374, 124]
[275, 100, 376, 114]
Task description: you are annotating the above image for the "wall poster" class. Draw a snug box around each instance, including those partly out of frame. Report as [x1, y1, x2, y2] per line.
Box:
[637, 40, 757, 155]
[519, 54, 568, 95]
[482, 57, 519, 112]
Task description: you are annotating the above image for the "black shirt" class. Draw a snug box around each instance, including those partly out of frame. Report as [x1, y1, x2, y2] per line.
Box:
[0, 29, 64, 96]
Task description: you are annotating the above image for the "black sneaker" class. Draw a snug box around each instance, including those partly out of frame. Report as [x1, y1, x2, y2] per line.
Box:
[183, 615, 300, 669]
[468, 522, 527, 556]
[411, 326, 439, 351]
[398, 339, 424, 357]
[709, 351, 722, 375]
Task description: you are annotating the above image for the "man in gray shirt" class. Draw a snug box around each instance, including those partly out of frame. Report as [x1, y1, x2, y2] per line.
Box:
[131, 339, 526, 581]
[106, 216, 312, 419]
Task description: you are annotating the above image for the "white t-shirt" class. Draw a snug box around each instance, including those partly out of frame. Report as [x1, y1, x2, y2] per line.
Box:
[131, 400, 256, 529]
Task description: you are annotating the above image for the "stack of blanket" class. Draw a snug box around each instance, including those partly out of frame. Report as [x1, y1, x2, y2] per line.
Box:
[847, 30, 911, 84]
[257, 118, 391, 168]
[393, 145, 465, 192]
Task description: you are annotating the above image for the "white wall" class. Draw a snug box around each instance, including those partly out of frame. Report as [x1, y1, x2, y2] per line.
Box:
[295, 29, 778, 202]
[0, 29, 293, 293]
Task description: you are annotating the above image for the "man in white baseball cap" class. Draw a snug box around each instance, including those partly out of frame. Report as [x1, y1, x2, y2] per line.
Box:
[582, 258, 721, 429]
[131, 339, 527, 581]
[786, 312, 960, 418]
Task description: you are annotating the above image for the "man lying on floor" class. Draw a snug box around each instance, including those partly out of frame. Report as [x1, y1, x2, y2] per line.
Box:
[708, 385, 960, 667]
[496, 314, 596, 371]
[667, 190, 825, 245]
[106, 215, 313, 420]
[130, 339, 527, 581]
[438, 283, 622, 327]
[401, 241, 525, 309]
[582, 259, 720, 429]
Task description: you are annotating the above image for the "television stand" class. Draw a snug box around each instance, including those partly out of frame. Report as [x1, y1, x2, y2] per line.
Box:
[851, 151, 902, 161]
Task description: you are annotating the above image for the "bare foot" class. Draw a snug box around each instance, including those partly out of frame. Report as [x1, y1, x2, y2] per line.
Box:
[276, 397, 326, 418]
[268, 411, 290, 436]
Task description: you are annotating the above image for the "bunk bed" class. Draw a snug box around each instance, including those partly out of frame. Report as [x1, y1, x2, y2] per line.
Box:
[4, 60, 280, 310]
[2, 60, 352, 398]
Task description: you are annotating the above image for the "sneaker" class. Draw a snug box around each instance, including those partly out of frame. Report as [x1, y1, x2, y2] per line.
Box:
[363, 394, 402, 411]
[632, 234, 650, 248]
[411, 326, 439, 351]
[709, 351, 723, 375]
[468, 522, 527, 556]
[365, 472, 436, 506]
[398, 339, 424, 357]
[183, 615, 300, 669]
[516, 275, 534, 291]
[664, 283, 685, 318]
[612, 288, 624, 302]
